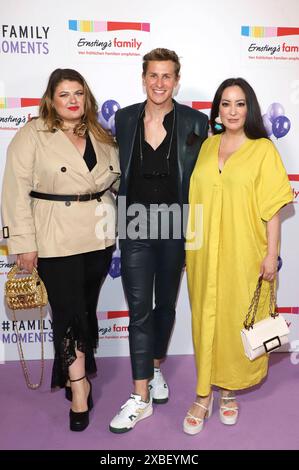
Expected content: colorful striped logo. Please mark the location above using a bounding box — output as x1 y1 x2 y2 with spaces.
241 26 299 38
289 175 299 181
69 20 150 33
99 308 298 318
277 307 299 315
98 311 129 320
184 101 212 110
0 98 40 109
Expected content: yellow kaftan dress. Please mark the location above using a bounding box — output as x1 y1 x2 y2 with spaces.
186 135 293 396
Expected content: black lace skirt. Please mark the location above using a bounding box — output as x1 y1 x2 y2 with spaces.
38 247 113 389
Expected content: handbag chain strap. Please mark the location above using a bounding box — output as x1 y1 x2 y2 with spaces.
12 307 45 389
244 277 278 330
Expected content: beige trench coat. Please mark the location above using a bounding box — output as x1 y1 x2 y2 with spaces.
1 118 120 257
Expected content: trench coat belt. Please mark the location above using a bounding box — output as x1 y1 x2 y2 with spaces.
29 190 107 202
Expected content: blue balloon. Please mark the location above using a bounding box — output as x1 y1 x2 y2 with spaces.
101 100 120 122
97 111 110 130
109 254 121 279
272 115 291 139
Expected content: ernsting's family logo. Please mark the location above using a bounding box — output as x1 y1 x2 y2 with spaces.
288 175 299 204
0 98 40 130
0 24 50 54
241 26 299 63
68 20 150 60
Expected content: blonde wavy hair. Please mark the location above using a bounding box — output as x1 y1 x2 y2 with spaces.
39 68 115 145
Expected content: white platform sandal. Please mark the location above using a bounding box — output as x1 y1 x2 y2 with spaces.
183 393 214 435
219 395 239 425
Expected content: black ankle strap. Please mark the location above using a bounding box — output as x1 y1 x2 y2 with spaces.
69 375 86 383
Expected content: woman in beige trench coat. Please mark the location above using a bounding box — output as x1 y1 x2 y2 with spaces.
1 68 120 432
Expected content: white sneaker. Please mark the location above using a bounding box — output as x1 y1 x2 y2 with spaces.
148 368 169 404
109 394 153 433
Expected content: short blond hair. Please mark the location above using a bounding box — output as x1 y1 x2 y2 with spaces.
142 48 180 77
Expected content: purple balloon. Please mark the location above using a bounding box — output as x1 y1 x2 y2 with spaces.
97 111 110 130
262 114 272 137
108 114 116 136
101 100 120 122
272 115 291 139
267 102 285 123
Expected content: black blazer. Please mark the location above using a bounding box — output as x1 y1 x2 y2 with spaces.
115 100 209 205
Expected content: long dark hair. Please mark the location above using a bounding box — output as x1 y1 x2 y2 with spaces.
39 68 115 145
210 77 268 139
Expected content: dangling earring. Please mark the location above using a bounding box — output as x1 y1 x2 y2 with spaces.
214 115 223 131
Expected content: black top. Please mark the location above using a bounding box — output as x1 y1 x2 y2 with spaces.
116 100 209 205
83 134 97 171
128 109 179 205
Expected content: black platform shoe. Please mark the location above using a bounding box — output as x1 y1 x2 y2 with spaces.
69 376 93 432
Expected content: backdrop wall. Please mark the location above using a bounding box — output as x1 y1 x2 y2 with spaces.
0 0 298 361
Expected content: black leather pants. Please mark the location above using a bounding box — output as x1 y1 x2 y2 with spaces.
121 233 185 380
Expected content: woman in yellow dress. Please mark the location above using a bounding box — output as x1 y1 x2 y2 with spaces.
184 77 293 435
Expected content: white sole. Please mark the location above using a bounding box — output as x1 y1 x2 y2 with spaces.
183 420 204 435
219 410 238 425
183 393 214 435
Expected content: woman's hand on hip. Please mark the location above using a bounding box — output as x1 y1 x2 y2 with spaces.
260 254 277 282
17 252 38 273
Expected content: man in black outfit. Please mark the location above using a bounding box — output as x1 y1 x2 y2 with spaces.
110 48 208 433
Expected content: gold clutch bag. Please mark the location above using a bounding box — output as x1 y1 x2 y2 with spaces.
4 265 48 389
5 265 48 310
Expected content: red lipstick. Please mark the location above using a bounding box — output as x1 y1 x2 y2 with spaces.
68 106 79 111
